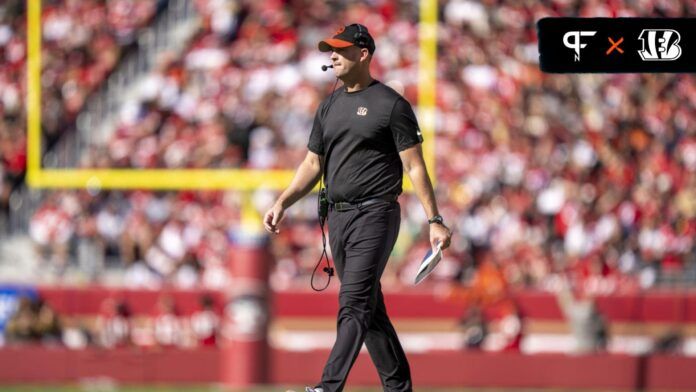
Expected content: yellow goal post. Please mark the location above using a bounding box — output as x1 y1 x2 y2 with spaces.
25 0 436 191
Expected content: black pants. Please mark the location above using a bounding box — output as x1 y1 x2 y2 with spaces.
318 200 412 392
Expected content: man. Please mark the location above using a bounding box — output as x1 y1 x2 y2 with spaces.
264 24 451 392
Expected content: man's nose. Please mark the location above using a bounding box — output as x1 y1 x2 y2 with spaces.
330 52 338 61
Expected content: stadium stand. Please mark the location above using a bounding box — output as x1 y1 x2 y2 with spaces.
11 0 692 293
0 0 160 234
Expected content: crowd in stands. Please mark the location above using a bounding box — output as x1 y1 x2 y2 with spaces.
3 294 220 348
30 189 239 289
0 0 159 230
14 0 696 294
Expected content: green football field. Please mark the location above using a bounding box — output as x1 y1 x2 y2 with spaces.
0 386 558 392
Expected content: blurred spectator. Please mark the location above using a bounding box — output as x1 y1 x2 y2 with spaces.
96 298 132 348
458 304 486 350
4 296 38 344
4 296 63 345
33 298 63 345
556 277 608 353
653 329 683 355
190 294 219 347
152 295 187 347
446 246 510 307
494 302 524 352
61 316 92 349
29 192 74 273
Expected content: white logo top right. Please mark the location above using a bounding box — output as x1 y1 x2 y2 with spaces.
638 29 682 61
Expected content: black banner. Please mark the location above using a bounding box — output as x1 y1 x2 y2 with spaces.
537 18 696 73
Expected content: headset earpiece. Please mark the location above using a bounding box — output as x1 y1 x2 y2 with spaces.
352 24 368 48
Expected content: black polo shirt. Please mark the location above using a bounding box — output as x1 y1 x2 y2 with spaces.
308 80 423 203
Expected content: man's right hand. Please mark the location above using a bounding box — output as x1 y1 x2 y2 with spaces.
263 203 285 234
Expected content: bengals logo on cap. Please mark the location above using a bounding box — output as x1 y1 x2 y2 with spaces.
333 26 345 36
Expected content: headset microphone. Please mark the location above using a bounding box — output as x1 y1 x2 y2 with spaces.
321 64 334 71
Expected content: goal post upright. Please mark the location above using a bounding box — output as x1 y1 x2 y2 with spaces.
25 0 436 193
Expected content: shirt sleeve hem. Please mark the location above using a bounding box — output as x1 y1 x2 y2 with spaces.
307 145 324 155
396 139 422 152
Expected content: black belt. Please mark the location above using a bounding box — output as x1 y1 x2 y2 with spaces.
330 194 397 212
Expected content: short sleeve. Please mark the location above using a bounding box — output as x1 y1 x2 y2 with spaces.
307 107 324 155
390 98 423 152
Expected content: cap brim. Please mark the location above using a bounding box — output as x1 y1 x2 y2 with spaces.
318 38 354 52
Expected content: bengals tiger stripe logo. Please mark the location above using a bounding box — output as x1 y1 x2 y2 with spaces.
638 29 682 61
334 26 345 36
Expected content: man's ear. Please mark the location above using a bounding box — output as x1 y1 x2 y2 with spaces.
360 48 371 62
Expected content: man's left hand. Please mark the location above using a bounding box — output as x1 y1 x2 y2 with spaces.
430 223 452 251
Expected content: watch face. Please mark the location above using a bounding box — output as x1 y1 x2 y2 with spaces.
430 216 443 224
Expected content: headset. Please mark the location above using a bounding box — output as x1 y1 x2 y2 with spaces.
351 23 370 50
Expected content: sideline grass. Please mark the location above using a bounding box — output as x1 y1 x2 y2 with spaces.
0 386 488 392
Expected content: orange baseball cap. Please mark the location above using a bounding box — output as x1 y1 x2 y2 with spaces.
318 24 375 54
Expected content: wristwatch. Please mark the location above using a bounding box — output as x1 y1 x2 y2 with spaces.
428 215 445 225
